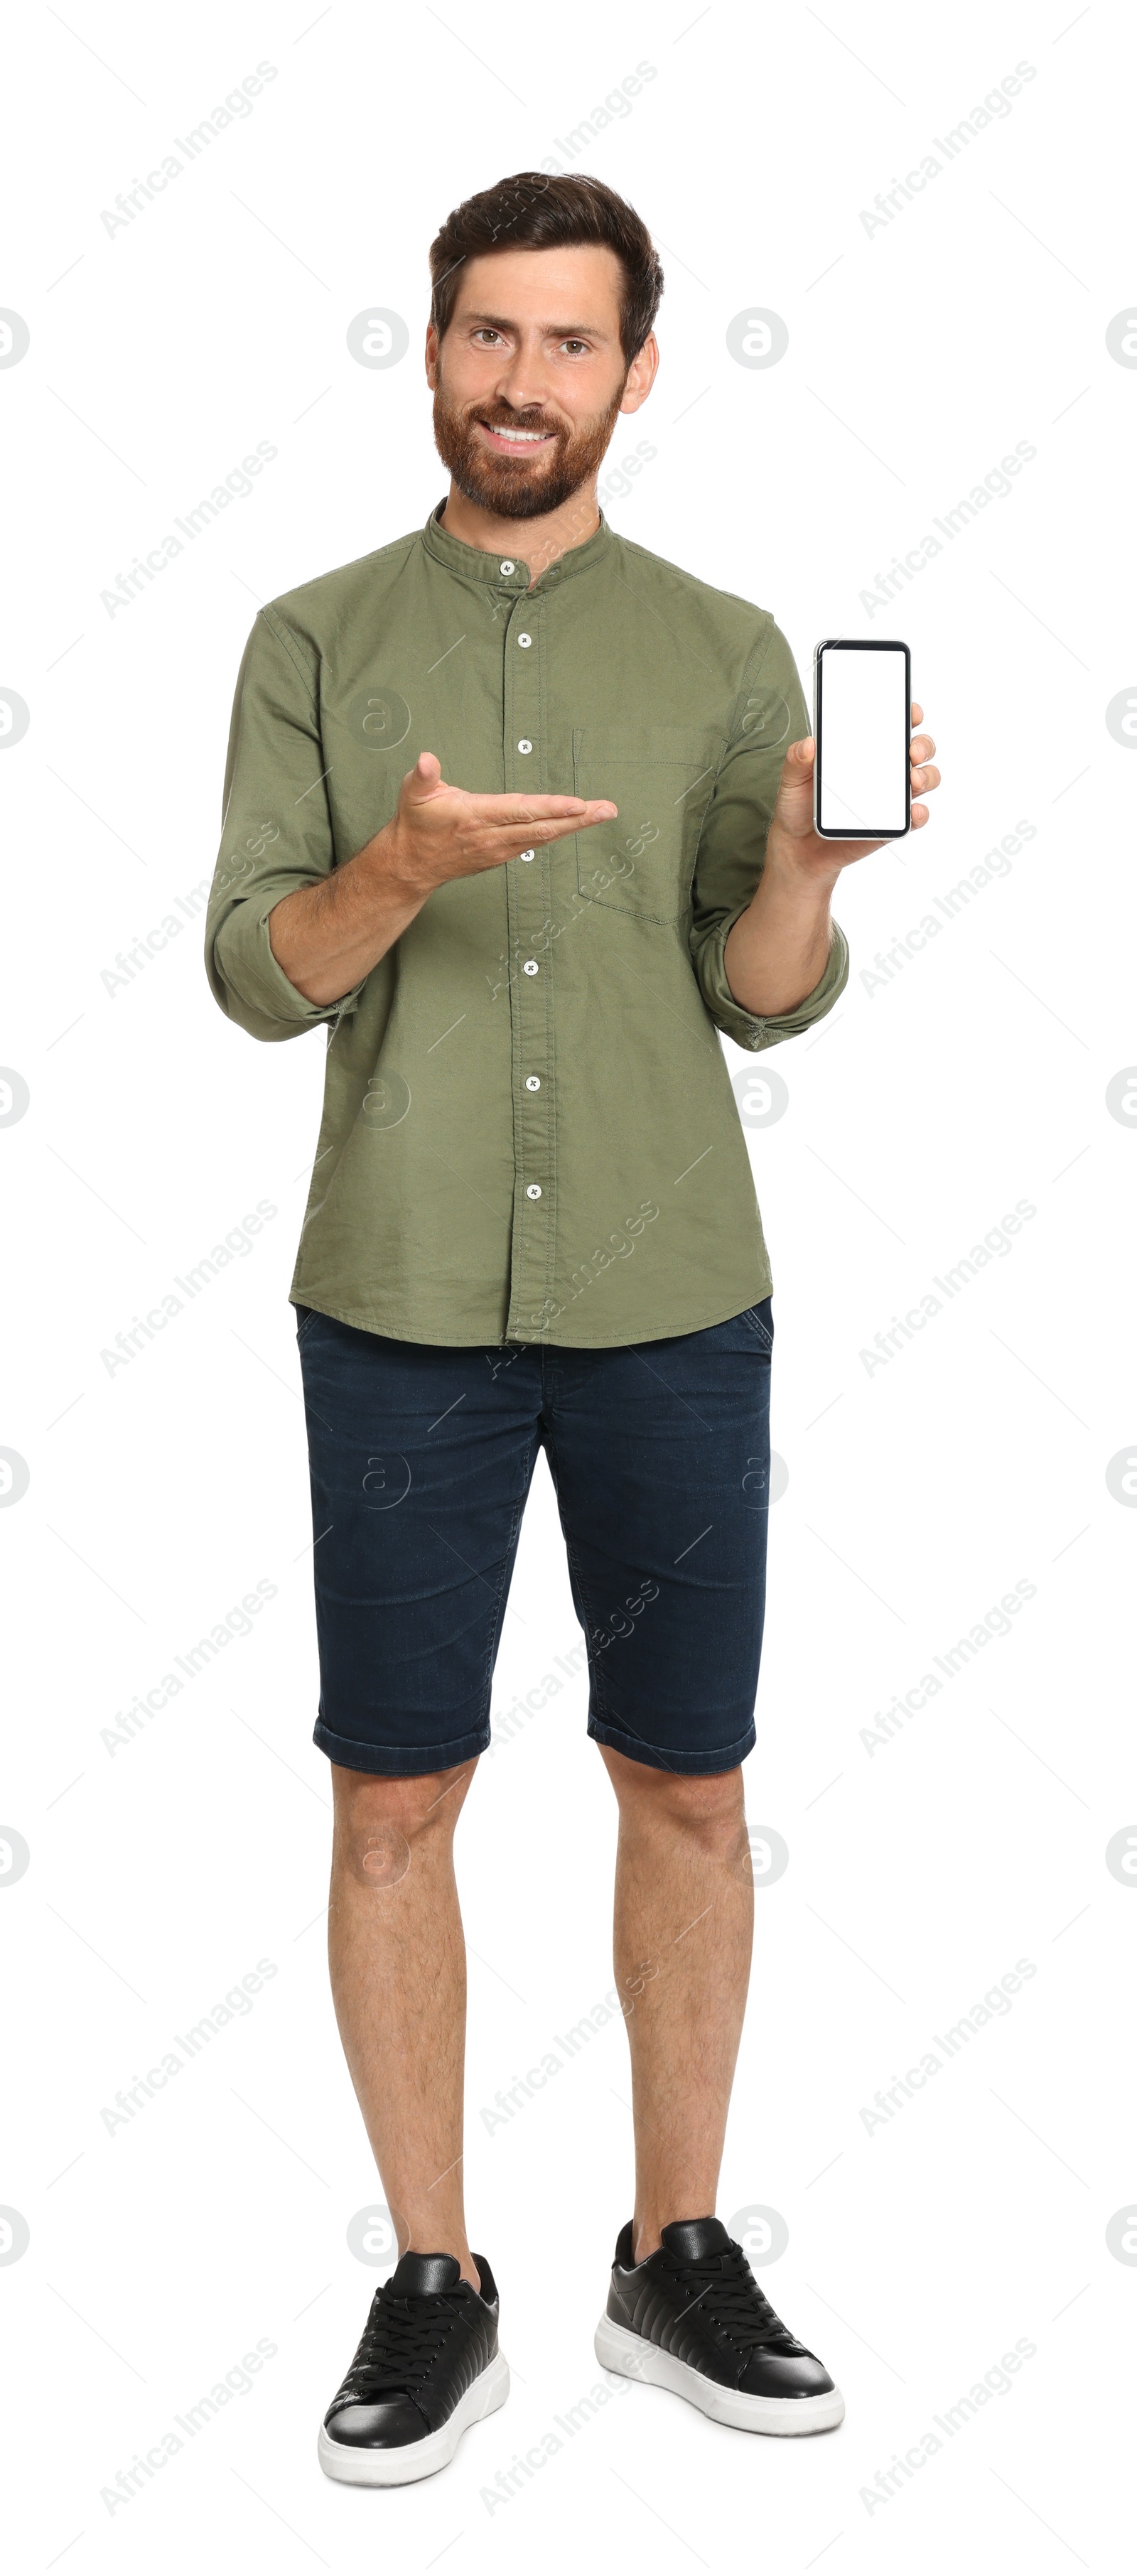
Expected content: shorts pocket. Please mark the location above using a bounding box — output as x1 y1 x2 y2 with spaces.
573 723 723 923
741 1302 774 1352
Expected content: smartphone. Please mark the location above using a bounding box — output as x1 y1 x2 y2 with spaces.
813 638 911 840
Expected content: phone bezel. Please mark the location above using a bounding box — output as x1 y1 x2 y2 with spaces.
812 637 911 841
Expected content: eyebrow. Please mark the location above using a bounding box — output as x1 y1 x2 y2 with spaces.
460 311 612 339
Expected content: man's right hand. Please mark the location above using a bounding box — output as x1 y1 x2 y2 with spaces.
386 750 618 896
267 751 619 1009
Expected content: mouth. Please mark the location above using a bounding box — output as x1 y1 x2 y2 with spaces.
475 419 559 458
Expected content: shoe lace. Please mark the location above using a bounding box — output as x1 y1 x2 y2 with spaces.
341 2285 466 2400
665 2244 800 2353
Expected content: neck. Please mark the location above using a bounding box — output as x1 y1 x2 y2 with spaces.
440 478 600 588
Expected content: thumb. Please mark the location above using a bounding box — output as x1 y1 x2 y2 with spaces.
402 750 444 801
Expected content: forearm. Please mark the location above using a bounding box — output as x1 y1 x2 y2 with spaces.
268 824 428 1006
723 829 839 1017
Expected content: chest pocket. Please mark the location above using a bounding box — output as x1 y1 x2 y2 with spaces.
573 725 723 923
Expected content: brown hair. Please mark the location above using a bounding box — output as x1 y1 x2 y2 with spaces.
429 171 664 366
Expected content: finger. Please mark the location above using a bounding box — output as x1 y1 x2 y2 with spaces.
485 812 609 853
910 733 935 762
911 764 941 792
910 701 924 728
910 804 928 826
468 793 614 825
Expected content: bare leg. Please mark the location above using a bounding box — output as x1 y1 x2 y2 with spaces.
598 1747 753 2263
327 1760 480 2288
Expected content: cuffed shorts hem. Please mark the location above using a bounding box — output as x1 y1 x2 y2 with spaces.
313 1716 490 1777
586 1714 758 1777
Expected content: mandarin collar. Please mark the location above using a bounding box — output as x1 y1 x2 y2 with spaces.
420 496 615 594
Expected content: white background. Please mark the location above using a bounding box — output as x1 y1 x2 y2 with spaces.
2 3 1134 2569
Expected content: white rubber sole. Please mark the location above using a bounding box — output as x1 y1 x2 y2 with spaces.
595 2316 845 2437
318 2348 510 2486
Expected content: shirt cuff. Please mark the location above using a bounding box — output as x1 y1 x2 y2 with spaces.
211 901 366 1040
699 917 849 1052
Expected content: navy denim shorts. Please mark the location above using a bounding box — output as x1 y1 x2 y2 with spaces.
296 1301 774 1779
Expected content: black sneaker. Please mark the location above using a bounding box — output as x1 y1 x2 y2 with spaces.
318 2249 509 2486
596 2217 844 2435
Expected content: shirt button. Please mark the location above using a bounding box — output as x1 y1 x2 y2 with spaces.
519 848 535 862
524 1074 541 1091
523 959 539 976
517 738 533 755
500 559 516 576
526 1184 542 1200
517 632 532 648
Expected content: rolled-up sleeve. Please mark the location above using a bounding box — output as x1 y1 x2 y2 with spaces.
689 613 849 1053
205 607 367 1043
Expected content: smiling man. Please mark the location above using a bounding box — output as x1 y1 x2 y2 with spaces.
206 171 939 2487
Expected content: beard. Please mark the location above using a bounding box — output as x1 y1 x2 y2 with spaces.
432 374 627 520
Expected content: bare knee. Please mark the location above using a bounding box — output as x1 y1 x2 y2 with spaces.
603 1748 747 1864
332 1760 477 1888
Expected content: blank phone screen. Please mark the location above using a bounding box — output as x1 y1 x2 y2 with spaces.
817 643 909 836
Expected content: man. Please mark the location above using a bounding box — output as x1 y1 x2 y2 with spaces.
206 171 939 2487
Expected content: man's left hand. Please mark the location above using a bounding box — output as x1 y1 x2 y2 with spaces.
765 701 940 885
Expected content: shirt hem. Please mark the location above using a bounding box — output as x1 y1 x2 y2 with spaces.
289 1283 773 1349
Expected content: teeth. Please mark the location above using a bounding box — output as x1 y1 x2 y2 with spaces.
486 426 549 441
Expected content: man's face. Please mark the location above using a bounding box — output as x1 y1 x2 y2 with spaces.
427 244 646 519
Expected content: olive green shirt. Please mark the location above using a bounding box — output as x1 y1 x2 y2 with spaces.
205 502 848 1347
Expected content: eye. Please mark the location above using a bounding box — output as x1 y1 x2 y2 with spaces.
562 339 588 355
473 328 505 346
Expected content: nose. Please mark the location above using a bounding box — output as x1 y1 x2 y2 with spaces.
491 346 556 419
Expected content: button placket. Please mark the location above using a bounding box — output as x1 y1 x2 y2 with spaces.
503 592 554 1337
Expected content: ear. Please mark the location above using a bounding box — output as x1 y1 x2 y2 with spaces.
619 331 659 417
425 320 439 388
